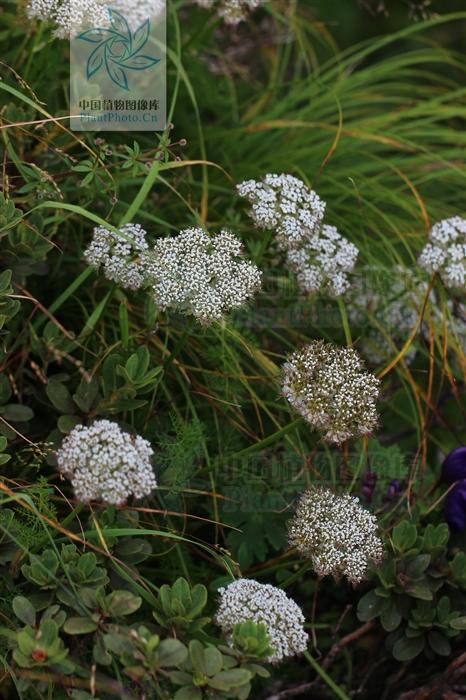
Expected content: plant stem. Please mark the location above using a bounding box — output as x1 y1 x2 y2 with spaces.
303 650 350 700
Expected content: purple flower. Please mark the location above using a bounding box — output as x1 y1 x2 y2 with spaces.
440 448 466 531
386 479 401 501
445 479 466 532
441 447 466 484
362 471 377 503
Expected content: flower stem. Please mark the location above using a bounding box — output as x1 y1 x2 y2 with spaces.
303 650 350 700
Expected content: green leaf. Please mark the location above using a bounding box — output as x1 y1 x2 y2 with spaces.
135 345 150 377
0 269 12 294
172 577 191 607
227 512 286 569
0 375 12 403
39 619 58 647
93 635 112 665
428 631 451 656
63 617 98 635
17 629 36 656
188 640 205 672
436 596 451 624
174 688 202 700
357 590 387 621
103 632 134 655
392 634 425 661
0 404 33 421
57 415 81 433
380 601 402 632
105 591 141 617
451 552 466 583
423 523 449 552
209 669 252 691
13 597 36 626
189 584 208 619
404 583 433 601
450 616 466 630
392 521 417 551
158 639 188 667
102 354 124 394
73 376 99 413
46 380 76 414
203 646 223 676
167 670 192 685
405 554 431 578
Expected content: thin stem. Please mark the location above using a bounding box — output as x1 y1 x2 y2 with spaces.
303 650 350 700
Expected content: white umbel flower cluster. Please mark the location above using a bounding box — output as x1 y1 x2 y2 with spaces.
347 267 424 365
26 0 109 36
196 0 262 25
348 266 466 365
26 0 164 37
145 227 262 324
56 420 157 505
418 216 466 289
84 223 150 291
282 340 381 443
111 0 165 28
238 173 358 297
216 579 308 664
238 173 326 250
289 488 384 584
287 225 359 297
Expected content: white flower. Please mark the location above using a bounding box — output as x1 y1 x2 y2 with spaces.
56 419 157 505
216 579 308 663
282 340 380 443
418 216 466 289
111 0 165 29
26 0 164 36
238 173 358 297
348 266 466 365
347 267 424 365
196 0 262 24
145 227 262 324
237 173 326 250
289 488 383 584
84 223 150 291
287 224 359 297
26 0 110 36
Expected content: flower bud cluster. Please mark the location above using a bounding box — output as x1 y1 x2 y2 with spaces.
144 226 262 324
84 223 261 324
237 173 326 249
348 266 466 364
84 223 150 291
418 216 466 289
26 0 164 36
282 340 380 442
287 225 359 297
237 173 358 297
26 0 109 36
56 419 157 505
216 578 308 663
289 488 384 584
196 0 262 25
